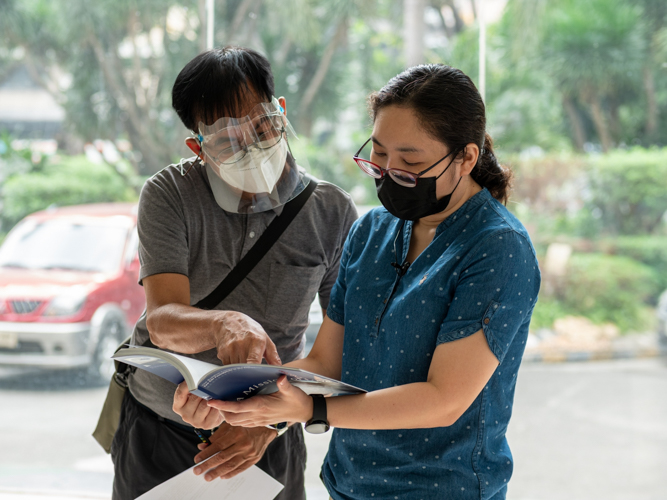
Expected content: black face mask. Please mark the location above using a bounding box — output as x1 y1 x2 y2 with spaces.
375 158 463 221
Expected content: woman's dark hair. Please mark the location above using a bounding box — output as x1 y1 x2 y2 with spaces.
369 64 512 203
172 46 275 131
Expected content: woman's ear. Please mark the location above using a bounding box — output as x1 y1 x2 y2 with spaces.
277 96 286 115
460 143 480 176
185 137 201 156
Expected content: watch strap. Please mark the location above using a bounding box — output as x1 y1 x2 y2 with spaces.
311 394 327 423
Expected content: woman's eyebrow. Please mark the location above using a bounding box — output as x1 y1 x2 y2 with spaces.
371 136 423 153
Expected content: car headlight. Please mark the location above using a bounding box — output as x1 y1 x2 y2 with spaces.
43 290 88 317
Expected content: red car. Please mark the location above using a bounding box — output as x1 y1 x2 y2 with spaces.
0 203 145 379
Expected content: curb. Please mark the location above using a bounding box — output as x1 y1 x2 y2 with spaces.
523 347 664 363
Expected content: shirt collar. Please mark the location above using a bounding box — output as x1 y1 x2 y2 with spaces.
434 187 493 236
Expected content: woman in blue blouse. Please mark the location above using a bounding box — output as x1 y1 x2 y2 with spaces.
178 64 541 499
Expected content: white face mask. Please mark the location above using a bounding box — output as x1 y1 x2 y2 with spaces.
209 138 288 194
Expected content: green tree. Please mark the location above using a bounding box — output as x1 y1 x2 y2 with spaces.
539 0 645 152
1 0 388 175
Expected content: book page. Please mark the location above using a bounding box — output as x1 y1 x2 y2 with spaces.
135 460 283 500
113 348 221 389
157 351 223 386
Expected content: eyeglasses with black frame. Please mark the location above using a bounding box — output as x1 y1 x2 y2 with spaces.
352 137 455 188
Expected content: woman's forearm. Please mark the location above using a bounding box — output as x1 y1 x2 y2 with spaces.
284 315 344 379
325 381 463 430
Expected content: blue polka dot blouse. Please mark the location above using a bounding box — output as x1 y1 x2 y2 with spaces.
323 188 541 500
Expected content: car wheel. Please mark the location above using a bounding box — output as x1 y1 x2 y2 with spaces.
89 317 125 382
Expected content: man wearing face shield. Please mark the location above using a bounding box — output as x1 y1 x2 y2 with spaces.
109 46 358 500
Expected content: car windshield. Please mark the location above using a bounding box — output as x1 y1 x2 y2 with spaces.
0 218 130 273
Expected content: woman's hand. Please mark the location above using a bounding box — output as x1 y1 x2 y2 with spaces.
208 375 313 427
172 381 225 429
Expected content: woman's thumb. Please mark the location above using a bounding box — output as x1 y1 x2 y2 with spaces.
277 374 290 392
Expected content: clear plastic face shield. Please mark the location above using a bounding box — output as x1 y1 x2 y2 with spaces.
187 97 308 214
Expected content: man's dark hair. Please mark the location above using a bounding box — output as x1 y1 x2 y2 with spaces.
172 46 275 131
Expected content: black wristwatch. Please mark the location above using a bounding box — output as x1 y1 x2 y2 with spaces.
305 394 330 434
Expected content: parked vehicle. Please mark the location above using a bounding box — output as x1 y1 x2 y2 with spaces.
657 289 667 355
0 203 145 379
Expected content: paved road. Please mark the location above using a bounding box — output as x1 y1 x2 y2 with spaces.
0 358 665 499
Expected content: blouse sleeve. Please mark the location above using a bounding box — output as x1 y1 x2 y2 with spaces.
436 230 541 363
325 217 363 326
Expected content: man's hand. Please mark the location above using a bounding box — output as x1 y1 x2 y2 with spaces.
144 274 281 366
213 311 281 365
173 382 224 430
192 423 277 481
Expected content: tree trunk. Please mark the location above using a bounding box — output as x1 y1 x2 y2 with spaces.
643 66 659 143
608 95 621 145
562 96 586 152
296 18 348 136
274 38 291 66
586 94 613 153
226 0 259 44
22 51 65 105
198 0 207 52
469 0 478 20
128 9 147 112
444 0 466 34
404 0 426 67
88 33 171 174
436 1 464 38
435 5 453 39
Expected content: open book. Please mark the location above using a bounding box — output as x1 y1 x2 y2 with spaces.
113 346 366 401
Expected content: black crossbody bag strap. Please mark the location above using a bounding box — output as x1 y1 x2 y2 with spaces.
194 176 318 310
97 179 318 453
118 176 317 376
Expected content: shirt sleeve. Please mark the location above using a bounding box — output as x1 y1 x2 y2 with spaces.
137 172 189 284
317 197 358 311
325 216 362 325
436 230 541 363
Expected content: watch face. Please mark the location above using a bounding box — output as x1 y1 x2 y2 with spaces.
305 421 330 434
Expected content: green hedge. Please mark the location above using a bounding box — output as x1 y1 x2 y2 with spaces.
546 253 659 332
529 298 570 331
586 148 667 235
2 155 136 230
597 236 667 297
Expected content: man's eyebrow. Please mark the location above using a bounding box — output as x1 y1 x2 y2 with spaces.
371 136 423 153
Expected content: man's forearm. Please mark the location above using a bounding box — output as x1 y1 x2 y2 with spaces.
146 303 222 353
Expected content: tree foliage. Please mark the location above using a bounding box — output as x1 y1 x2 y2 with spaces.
0 0 665 174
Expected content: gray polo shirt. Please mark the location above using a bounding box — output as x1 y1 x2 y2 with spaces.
128 160 357 423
